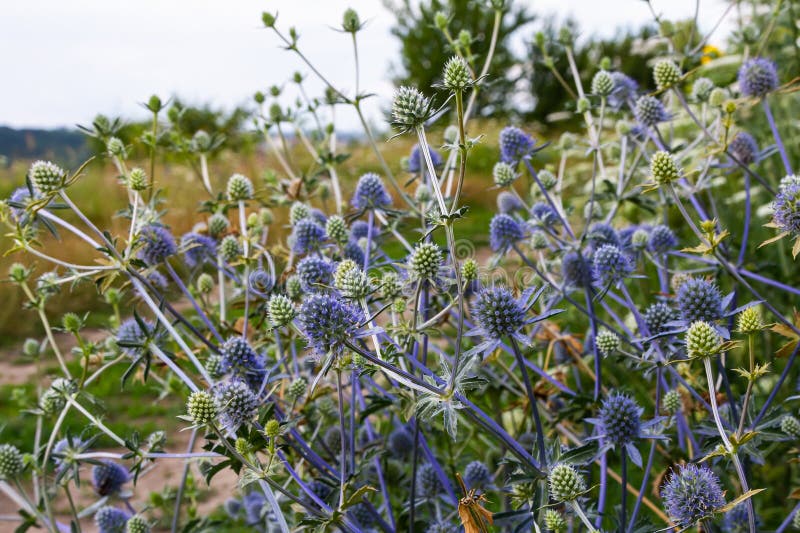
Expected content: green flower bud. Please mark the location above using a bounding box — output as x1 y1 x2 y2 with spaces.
631 229 649 249
125 515 151 533
531 232 548 249
0 444 24 480
265 419 281 438
663 389 682 414
22 339 40 357
186 390 217 425
107 137 127 158
653 59 682 90
29 160 66 194
342 8 360 33
392 86 430 129
197 273 214 294
261 12 276 27
461 258 478 282
493 162 518 187
443 55 472 90
650 151 680 184
548 463 585 502
781 415 800 438
685 320 721 358
458 30 471 49
595 329 619 356
268 294 296 327
288 377 307 401
434 11 448 30
392 299 407 313
708 88 726 107
544 509 567 532
326 215 348 245
576 97 590 113
289 202 310 225
226 174 253 201
146 95 163 113
208 213 230 238
219 235 241 263
128 168 147 192
62 313 82 333
538 169 557 189
692 78 714 102
591 70 614 97
285 275 302 300
736 307 762 334
408 242 443 281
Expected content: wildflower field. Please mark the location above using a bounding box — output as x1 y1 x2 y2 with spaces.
1 1 799 532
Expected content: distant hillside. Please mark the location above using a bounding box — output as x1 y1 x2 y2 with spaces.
0 126 88 166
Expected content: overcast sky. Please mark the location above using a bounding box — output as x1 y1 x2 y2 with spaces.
0 0 733 131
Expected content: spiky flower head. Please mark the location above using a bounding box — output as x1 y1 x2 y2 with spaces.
0 444 24 480
213 378 259 431
781 415 800 438
407 144 443 175
598 391 642 446
592 244 633 285
493 162 518 187
677 278 723 323
653 59 682 90
208 213 229 237
180 232 217 268
738 57 778 98
285 275 302 300
544 509 567 532
92 461 129 495
116 318 159 357
226 173 253 201
334 260 370 300
462 258 478 282
291 218 327 254
128 168 147 191
490 213 525 252
663 389 683 414
392 86 430 129
661 463 725 527
379 271 402 299
287 377 307 401
267 294 296 327
596 329 620 356
325 215 348 244
548 463 586 502
352 172 392 210
408 242 443 281
138 225 177 265
40 386 66 415
289 202 310 225
125 515 151 533
186 390 217 425
29 160 66 194
635 95 668 126
685 321 721 358
499 126 535 164
591 70 614 97
463 460 491 488
648 225 678 253
736 307 762 334
692 77 715 102
297 293 362 356
416 463 442 498
609 72 639 106
296 256 334 292
443 55 472 90
220 336 261 375
218 235 241 262
497 191 523 214
472 286 526 340
95 506 130 533
341 7 361 32
562 252 592 288
650 151 680 184
773 176 800 235
729 132 759 166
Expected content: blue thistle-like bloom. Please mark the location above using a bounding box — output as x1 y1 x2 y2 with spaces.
343 240 365 266
310 208 327 226
596 392 642 447
350 220 378 240
297 293 363 356
94 506 130 533
291 218 327 254
416 463 442 499
51 437 87 471
471 286 526 341
661 463 725 527
407 144 443 174
138 225 177 265
220 337 261 375
388 428 414 457
648 225 678 254
248 268 274 297
738 57 778 98
562 252 592 288
243 491 266 525
635 95 669 127
180 232 216 268
8 187 40 225
644 301 677 335
592 244 633 285
463 460 492 488
351 173 392 210
145 270 168 289
587 223 620 249
296 256 334 292
91 460 129 496
489 213 526 252
676 278 723 323
497 191 525 213
499 126 535 164
609 72 638 107
116 318 159 357
728 132 759 166
530 202 558 226
213 377 259 431
773 178 800 235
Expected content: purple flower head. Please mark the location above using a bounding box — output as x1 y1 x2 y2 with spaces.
146 270 168 289
648 225 678 254
343 240 365 266
644 301 677 335
310 208 327 226
296 255 334 292
635 95 669 127
676 278 723 323
116 318 161 357
738 57 778 98
350 220 378 240
661 463 725 527
220 336 263 376
138 224 177 265
587 223 620 249
497 191 525 213
597 391 642 447
489 213 526 252
8 187 41 225
213 377 260 431
291 218 327 254
773 177 800 235
723 504 758 533
416 463 443 499
350 503 376 528
351 172 392 210
94 506 131 533
243 491 267 525
248 268 274 297
592 244 633 285
471 286 526 341
499 126 535 164
728 132 759 166
609 72 638 107
180 232 216 268
408 143 443 174
297 293 363 356
388 427 414 457
52 437 87 471
463 460 492 489
562 252 592 288
91 460 129 496
530 202 558 227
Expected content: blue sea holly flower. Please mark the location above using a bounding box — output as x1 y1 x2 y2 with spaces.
723 504 759 533
661 463 726 527
351 172 392 211
291 218 327 254
592 244 633 286
586 222 620 249
561 251 593 288
738 57 778 98
463 460 492 489
247 268 274 297
297 293 366 357
343 240 365 266
220 336 264 378
728 131 759 166
499 126 535 165
94 506 131 533
586 391 660 467
489 213 526 252
350 220 379 240
180 232 217 268
609 71 638 108
497 191 525 213
296 255 334 293
676 277 723 323
407 143 443 174
116 317 162 357
92 460 130 496
137 224 177 265
773 176 800 235
213 377 260 431
647 225 678 254
635 95 669 127
529 202 558 227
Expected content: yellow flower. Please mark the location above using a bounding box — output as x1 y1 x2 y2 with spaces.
701 44 722 65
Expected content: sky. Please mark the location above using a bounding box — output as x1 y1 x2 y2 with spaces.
0 0 733 131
